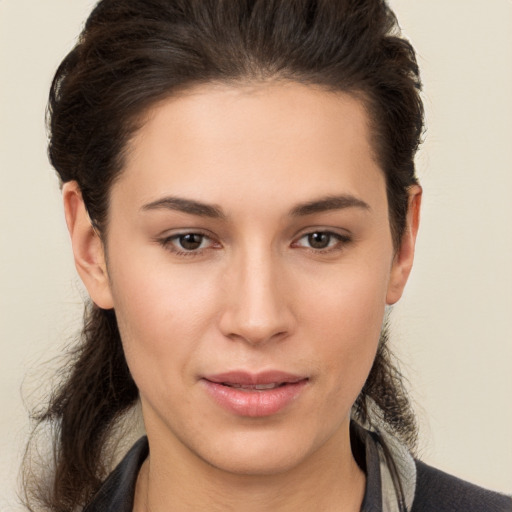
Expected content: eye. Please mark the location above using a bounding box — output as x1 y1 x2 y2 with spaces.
176 233 206 251
159 232 219 255
293 231 350 252
306 232 333 249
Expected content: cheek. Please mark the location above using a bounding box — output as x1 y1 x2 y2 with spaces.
298 259 390 397
301 254 390 337
107 252 222 388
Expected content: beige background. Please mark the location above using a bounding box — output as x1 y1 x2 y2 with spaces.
1 0 511 509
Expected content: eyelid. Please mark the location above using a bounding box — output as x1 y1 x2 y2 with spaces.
291 228 352 252
156 229 221 256
155 227 351 256
292 226 352 241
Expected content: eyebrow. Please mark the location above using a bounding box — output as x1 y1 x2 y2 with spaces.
289 195 371 216
141 196 226 219
141 193 370 219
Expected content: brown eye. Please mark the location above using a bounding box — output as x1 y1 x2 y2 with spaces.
159 231 220 256
293 230 350 253
178 233 204 250
307 232 332 249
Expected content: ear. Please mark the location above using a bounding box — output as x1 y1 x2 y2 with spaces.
63 181 114 309
386 185 422 305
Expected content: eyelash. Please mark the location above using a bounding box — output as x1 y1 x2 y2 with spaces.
158 232 219 257
157 230 351 257
292 231 351 254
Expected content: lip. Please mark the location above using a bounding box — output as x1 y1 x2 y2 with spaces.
201 371 309 417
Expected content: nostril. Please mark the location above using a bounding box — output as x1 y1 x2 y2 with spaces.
217 272 295 344
224 328 290 346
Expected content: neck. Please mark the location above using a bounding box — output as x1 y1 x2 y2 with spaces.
134 425 366 512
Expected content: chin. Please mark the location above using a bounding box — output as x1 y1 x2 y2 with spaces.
191 428 323 477
208 448 309 477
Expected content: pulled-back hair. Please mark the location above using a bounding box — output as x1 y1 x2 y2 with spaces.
23 1 423 510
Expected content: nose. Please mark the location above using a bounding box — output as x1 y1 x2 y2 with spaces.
218 249 295 346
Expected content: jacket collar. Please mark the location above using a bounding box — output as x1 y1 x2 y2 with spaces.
84 422 404 511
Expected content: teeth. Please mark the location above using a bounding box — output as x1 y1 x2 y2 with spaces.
253 383 279 390
225 383 281 390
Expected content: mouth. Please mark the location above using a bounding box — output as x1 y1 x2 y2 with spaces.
201 371 309 417
203 370 307 385
219 382 290 390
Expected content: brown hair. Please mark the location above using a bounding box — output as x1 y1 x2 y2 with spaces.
24 1 423 510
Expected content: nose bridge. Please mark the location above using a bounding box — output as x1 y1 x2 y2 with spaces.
220 242 292 344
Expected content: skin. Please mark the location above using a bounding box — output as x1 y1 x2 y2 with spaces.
64 82 421 511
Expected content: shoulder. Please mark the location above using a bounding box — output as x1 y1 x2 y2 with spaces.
411 459 512 512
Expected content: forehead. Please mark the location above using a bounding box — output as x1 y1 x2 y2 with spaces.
115 81 386 215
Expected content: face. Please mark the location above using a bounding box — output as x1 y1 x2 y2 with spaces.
66 82 419 477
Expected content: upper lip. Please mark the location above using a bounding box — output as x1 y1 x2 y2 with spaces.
203 370 307 386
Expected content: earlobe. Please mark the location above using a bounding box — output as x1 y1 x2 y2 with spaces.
62 181 114 309
386 185 422 305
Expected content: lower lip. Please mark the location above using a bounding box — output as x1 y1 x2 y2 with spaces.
202 380 308 417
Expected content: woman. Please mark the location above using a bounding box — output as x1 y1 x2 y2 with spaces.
21 1 511 511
